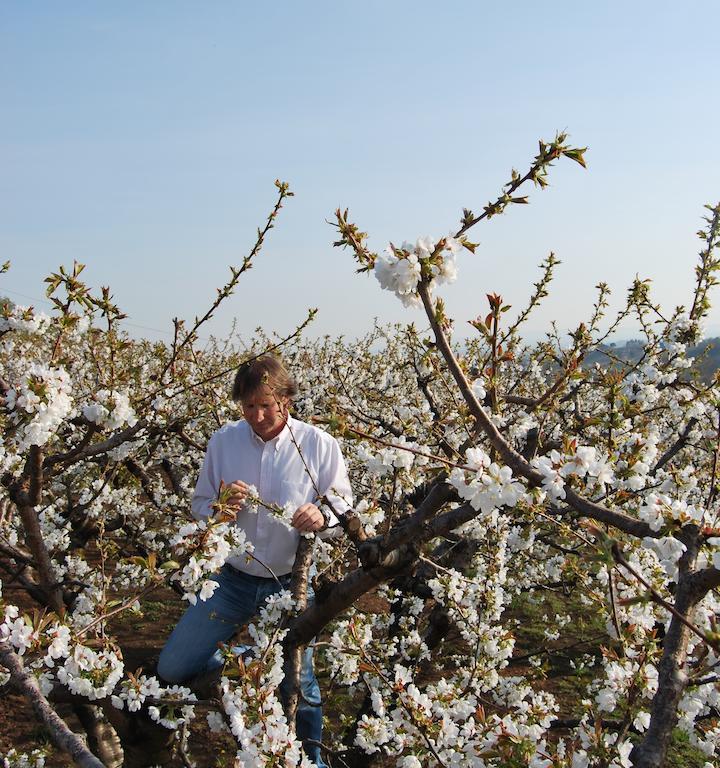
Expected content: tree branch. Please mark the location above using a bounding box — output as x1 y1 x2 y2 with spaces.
282 536 314 725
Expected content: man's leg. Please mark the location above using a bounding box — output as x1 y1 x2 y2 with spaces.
157 566 257 683
295 644 326 768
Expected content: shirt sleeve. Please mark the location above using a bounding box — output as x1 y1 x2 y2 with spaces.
317 435 353 539
191 437 220 521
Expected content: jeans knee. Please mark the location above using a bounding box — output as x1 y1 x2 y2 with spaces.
300 674 321 707
157 647 185 684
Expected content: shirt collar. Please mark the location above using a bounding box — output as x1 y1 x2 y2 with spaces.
248 416 294 451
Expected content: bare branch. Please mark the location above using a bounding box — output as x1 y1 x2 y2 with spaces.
44 419 146 470
651 418 698 476
282 537 314 725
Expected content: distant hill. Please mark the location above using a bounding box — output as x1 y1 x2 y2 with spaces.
584 338 720 383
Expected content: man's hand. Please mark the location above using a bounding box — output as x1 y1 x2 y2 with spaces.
292 503 326 534
219 479 252 509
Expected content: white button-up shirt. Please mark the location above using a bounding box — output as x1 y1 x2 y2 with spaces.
192 416 352 577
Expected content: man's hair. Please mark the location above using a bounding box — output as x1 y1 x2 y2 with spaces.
231 354 298 402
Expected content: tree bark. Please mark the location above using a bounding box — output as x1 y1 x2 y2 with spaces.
12 446 65 616
282 536 314 724
630 527 702 768
72 704 124 768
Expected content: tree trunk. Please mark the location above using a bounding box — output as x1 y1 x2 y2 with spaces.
630 527 701 767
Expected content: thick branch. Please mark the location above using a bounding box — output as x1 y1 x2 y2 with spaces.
630 527 703 768
44 420 146 470
651 418 698 476
562 490 655 539
0 552 64 608
124 458 162 510
160 458 185 496
11 447 65 615
688 564 720 596
357 481 457 568
285 564 396 650
286 483 456 647
282 537 314 724
505 372 568 412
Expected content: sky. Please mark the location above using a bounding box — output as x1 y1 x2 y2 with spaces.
1 1 719 345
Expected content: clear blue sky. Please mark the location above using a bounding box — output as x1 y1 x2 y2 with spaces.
2 1 719 344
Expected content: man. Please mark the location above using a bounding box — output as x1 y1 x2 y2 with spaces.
158 355 352 767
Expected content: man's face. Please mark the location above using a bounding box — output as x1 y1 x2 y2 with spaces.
241 385 288 441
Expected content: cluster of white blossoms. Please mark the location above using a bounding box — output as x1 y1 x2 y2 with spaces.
594 658 658 714
354 498 386 536
449 447 526 516
531 449 567 501
357 437 429 478
111 672 162 712
1 606 37 655
642 535 688 581
219 670 312 767
569 726 635 768
677 683 720 757
556 444 616 495
170 519 252 604
267 501 299 532
614 427 660 492
41 623 72 667
38 504 72 556
329 616 372 685
4 364 74 450
623 368 667 407
348 652 563 765
2 595 198 730
530 443 617 501
0 304 51 335
638 492 702 533
374 235 460 307
146 684 197 729
667 312 705 345
470 377 487 403
81 388 137 430
246 588 295 657
242 485 316 538
429 567 514 671
1 749 46 768
55 644 125 700
1 608 74 678
329 562 568 765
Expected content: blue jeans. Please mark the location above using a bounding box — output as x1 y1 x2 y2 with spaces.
158 565 326 767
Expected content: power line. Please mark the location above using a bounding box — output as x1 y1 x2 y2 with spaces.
1 287 52 306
